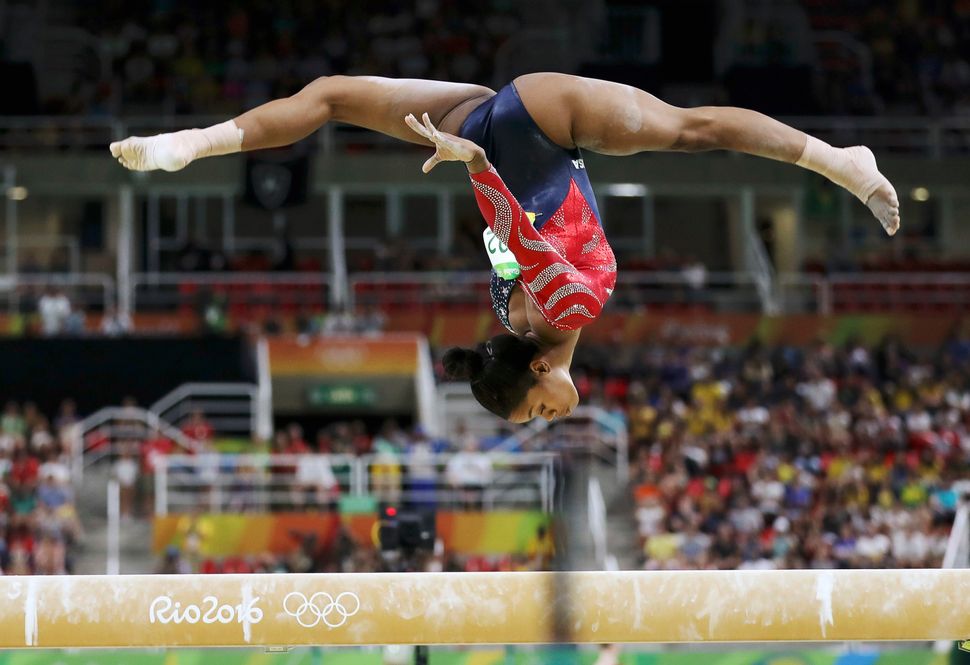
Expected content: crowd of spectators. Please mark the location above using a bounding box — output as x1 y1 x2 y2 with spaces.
568 333 970 570
84 0 970 118
820 0 970 116
9 331 970 578
0 400 83 574
61 0 523 117
5 0 966 118
717 0 970 116
149 333 970 577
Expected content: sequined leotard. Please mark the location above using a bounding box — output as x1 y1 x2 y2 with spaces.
459 82 616 332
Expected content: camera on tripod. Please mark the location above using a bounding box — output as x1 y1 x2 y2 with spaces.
378 504 436 570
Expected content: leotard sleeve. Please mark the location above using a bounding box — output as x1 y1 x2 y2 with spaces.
469 166 611 331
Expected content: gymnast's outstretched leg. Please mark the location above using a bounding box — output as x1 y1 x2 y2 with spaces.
513 72 900 235
110 76 495 171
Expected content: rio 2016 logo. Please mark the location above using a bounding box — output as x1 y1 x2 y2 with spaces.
149 595 263 625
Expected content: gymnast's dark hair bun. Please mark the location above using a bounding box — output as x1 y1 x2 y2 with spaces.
441 335 543 420
442 347 485 380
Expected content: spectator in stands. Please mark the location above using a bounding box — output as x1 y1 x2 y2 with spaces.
357 306 387 335
181 409 214 443
33 506 68 574
285 423 311 454
445 436 493 509
157 546 192 574
54 399 79 443
292 444 339 508
525 524 555 570
9 440 39 495
112 442 140 520
37 287 72 336
141 427 174 514
30 418 55 454
1 402 25 438
320 306 358 336
370 422 403 503
681 256 708 302
404 427 439 510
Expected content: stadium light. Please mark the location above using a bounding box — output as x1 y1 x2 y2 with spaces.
5 186 27 201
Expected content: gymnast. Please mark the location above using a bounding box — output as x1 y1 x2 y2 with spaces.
109 73 899 423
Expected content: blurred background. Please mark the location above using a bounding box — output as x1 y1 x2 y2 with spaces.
1 0 969 663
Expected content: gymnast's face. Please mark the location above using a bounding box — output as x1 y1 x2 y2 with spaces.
510 360 579 424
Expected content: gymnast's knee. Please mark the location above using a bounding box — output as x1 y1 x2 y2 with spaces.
292 76 346 121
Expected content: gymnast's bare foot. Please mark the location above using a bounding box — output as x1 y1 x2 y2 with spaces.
109 133 193 172
844 145 900 236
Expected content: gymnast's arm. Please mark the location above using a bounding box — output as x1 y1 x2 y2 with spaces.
467 166 607 331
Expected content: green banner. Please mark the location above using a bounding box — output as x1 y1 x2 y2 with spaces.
307 383 378 407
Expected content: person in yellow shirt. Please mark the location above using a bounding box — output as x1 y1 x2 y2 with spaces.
644 531 683 565
900 479 928 507
526 524 556 569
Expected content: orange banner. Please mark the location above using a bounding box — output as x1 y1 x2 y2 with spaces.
268 334 422 376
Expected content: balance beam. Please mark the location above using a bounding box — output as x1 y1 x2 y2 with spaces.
0 570 967 648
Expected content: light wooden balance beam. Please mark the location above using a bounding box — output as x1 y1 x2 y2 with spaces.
0 570 967 648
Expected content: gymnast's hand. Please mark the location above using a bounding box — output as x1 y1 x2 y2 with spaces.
405 113 489 174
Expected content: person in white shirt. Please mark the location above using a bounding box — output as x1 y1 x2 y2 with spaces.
855 523 891 563
728 495 764 534
636 495 666 539
293 452 338 507
113 444 140 519
796 365 836 412
37 288 72 336
445 437 493 509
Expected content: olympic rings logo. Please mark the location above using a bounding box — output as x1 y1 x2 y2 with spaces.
282 591 361 629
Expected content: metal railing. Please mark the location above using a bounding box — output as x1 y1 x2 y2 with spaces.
129 271 333 313
351 270 766 313
74 381 272 481
1 115 970 156
779 272 970 315
786 115 970 158
0 272 115 313
153 451 558 515
349 271 490 309
72 405 200 482
616 270 766 312
7 269 970 320
149 382 261 441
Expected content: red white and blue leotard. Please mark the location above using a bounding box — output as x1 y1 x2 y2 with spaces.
459 82 617 332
